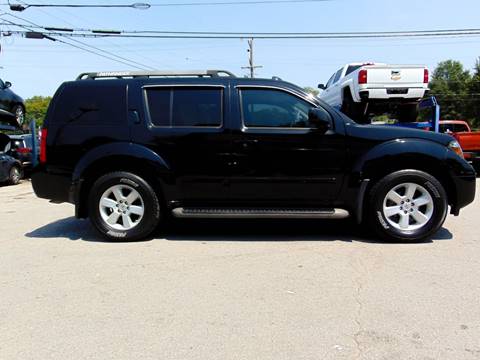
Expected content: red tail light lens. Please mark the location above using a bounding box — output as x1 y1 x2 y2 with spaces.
17 147 32 154
40 128 48 164
424 69 429 83
358 69 368 84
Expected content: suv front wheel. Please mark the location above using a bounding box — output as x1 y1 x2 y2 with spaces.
88 172 161 241
367 170 448 242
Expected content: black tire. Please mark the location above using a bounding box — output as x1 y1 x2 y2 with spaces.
366 170 448 242
341 90 368 123
88 171 161 241
8 165 22 185
396 103 418 123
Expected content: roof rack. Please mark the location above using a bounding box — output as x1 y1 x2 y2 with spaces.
76 70 236 80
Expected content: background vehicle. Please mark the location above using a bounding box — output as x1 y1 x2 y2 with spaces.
7 134 36 173
0 78 25 126
439 120 480 167
32 70 476 243
319 63 429 123
0 133 23 185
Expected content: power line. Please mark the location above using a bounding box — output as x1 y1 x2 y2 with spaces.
6 2 151 11
0 14 156 69
1 0 332 9
4 21 480 38
11 0 167 68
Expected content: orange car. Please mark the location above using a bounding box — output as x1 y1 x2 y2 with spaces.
439 120 480 164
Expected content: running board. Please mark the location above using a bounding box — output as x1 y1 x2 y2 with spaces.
172 207 350 219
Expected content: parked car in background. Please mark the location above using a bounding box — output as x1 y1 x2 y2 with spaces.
0 133 23 185
31 70 476 243
8 134 36 173
0 78 25 126
439 120 480 167
319 63 429 123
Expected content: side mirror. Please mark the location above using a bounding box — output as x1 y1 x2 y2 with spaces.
4 81 12 89
308 108 332 132
318 83 326 90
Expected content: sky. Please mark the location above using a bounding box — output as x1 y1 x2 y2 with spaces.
0 0 479 98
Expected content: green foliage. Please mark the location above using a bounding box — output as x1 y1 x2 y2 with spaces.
303 86 320 97
429 60 473 124
24 96 52 127
469 58 480 129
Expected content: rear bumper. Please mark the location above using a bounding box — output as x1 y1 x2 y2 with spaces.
31 167 72 204
358 87 426 101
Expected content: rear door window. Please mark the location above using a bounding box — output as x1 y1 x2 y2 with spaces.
146 87 223 127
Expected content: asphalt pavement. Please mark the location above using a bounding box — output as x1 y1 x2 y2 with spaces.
1 180 479 360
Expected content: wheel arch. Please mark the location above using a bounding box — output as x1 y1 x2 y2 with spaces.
72 143 171 218
351 140 457 222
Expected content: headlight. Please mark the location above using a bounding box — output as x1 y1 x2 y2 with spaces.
448 140 464 158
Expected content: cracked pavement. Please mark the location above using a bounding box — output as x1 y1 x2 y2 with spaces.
1 180 480 360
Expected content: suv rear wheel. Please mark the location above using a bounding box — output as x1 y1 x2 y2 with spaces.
88 172 161 241
367 170 448 242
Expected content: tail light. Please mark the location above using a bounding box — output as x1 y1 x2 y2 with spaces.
17 147 32 154
358 69 368 84
40 128 48 164
424 69 429 83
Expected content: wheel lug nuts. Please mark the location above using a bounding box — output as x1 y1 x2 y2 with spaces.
404 211 408 214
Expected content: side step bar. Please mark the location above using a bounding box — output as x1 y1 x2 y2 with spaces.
172 207 350 219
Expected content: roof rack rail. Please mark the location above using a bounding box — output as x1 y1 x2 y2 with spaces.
76 70 236 80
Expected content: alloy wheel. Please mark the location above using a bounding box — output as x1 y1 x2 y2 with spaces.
99 184 145 231
382 182 434 231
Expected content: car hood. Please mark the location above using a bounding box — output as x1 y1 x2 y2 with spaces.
346 123 454 146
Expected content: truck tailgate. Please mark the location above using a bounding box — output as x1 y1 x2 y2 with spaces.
365 65 426 86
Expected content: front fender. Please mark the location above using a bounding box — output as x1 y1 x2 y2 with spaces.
353 138 449 179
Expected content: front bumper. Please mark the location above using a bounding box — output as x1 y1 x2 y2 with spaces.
446 152 477 215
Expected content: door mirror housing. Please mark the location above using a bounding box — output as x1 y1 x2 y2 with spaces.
308 108 332 132
318 83 326 90
4 81 12 89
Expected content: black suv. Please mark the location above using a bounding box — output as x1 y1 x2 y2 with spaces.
32 70 476 242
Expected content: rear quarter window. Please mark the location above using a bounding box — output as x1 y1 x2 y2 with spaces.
51 82 127 125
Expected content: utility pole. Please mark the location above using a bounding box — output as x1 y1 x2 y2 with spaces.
242 38 262 78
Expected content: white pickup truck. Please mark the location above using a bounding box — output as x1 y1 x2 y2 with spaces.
319 63 429 123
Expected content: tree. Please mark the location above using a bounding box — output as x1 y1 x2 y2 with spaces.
469 58 480 128
429 60 472 122
303 86 320 97
24 96 52 127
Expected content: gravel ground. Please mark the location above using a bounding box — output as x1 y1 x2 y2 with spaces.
1 180 479 360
